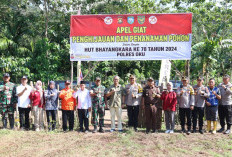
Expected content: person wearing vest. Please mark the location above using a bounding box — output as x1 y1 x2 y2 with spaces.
205 78 221 134
192 76 210 134
59 80 76 132
218 74 232 134
177 76 195 135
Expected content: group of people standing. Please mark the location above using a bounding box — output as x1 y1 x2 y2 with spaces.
0 73 231 135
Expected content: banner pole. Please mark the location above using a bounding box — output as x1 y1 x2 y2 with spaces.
77 60 81 85
71 61 73 89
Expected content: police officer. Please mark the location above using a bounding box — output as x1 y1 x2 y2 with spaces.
142 78 161 134
192 76 209 134
177 76 195 135
218 74 232 134
90 77 106 133
0 73 17 129
125 75 142 132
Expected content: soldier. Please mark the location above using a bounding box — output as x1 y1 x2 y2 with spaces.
141 78 161 134
106 76 125 133
177 76 194 135
0 73 17 129
125 75 142 132
192 76 210 134
218 74 232 134
90 77 106 133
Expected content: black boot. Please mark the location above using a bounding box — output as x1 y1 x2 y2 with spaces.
93 125 97 133
99 119 104 133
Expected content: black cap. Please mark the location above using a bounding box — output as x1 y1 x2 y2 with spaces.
65 80 71 84
22 76 28 79
197 76 204 81
80 81 88 85
223 74 230 78
95 77 101 81
181 76 188 81
3 73 10 77
147 77 154 82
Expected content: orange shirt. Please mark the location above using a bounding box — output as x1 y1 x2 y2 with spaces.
59 87 76 110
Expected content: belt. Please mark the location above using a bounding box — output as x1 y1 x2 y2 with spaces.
145 103 155 106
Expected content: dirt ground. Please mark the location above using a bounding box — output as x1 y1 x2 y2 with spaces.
0 109 231 157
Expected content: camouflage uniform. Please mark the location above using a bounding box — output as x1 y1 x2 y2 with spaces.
0 82 17 129
91 85 106 128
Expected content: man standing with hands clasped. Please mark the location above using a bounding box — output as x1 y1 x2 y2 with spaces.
106 76 125 133
73 81 92 133
218 74 232 134
16 76 32 130
0 73 17 130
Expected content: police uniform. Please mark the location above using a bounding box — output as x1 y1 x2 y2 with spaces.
218 75 232 133
142 81 161 133
0 73 17 129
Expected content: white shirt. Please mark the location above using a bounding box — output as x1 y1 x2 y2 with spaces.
17 84 32 108
73 88 92 109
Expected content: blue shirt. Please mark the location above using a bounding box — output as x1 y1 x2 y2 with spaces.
206 87 221 106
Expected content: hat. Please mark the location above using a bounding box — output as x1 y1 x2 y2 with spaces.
95 77 101 81
22 76 28 79
3 73 10 77
65 80 71 84
223 74 230 78
181 76 188 81
80 81 88 84
49 81 55 85
147 77 154 82
197 76 204 81
129 75 135 79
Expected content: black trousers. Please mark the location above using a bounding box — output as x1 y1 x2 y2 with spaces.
218 105 232 129
192 106 204 130
78 109 89 131
18 107 31 129
62 110 74 131
46 110 57 130
179 108 192 131
127 105 140 129
2 113 14 129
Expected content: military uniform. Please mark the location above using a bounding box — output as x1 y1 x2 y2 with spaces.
91 85 106 129
142 85 161 132
0 81 17 129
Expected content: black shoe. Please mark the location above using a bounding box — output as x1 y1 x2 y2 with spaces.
192 130 196 133
181 129 186 133
134 128 138 132
146 129 150 134
199 130 204 134
186 130 191 135
217 128 225 133
78 129 84 133
99 127 105 133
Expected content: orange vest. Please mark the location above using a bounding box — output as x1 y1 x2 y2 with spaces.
59 88 76 110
